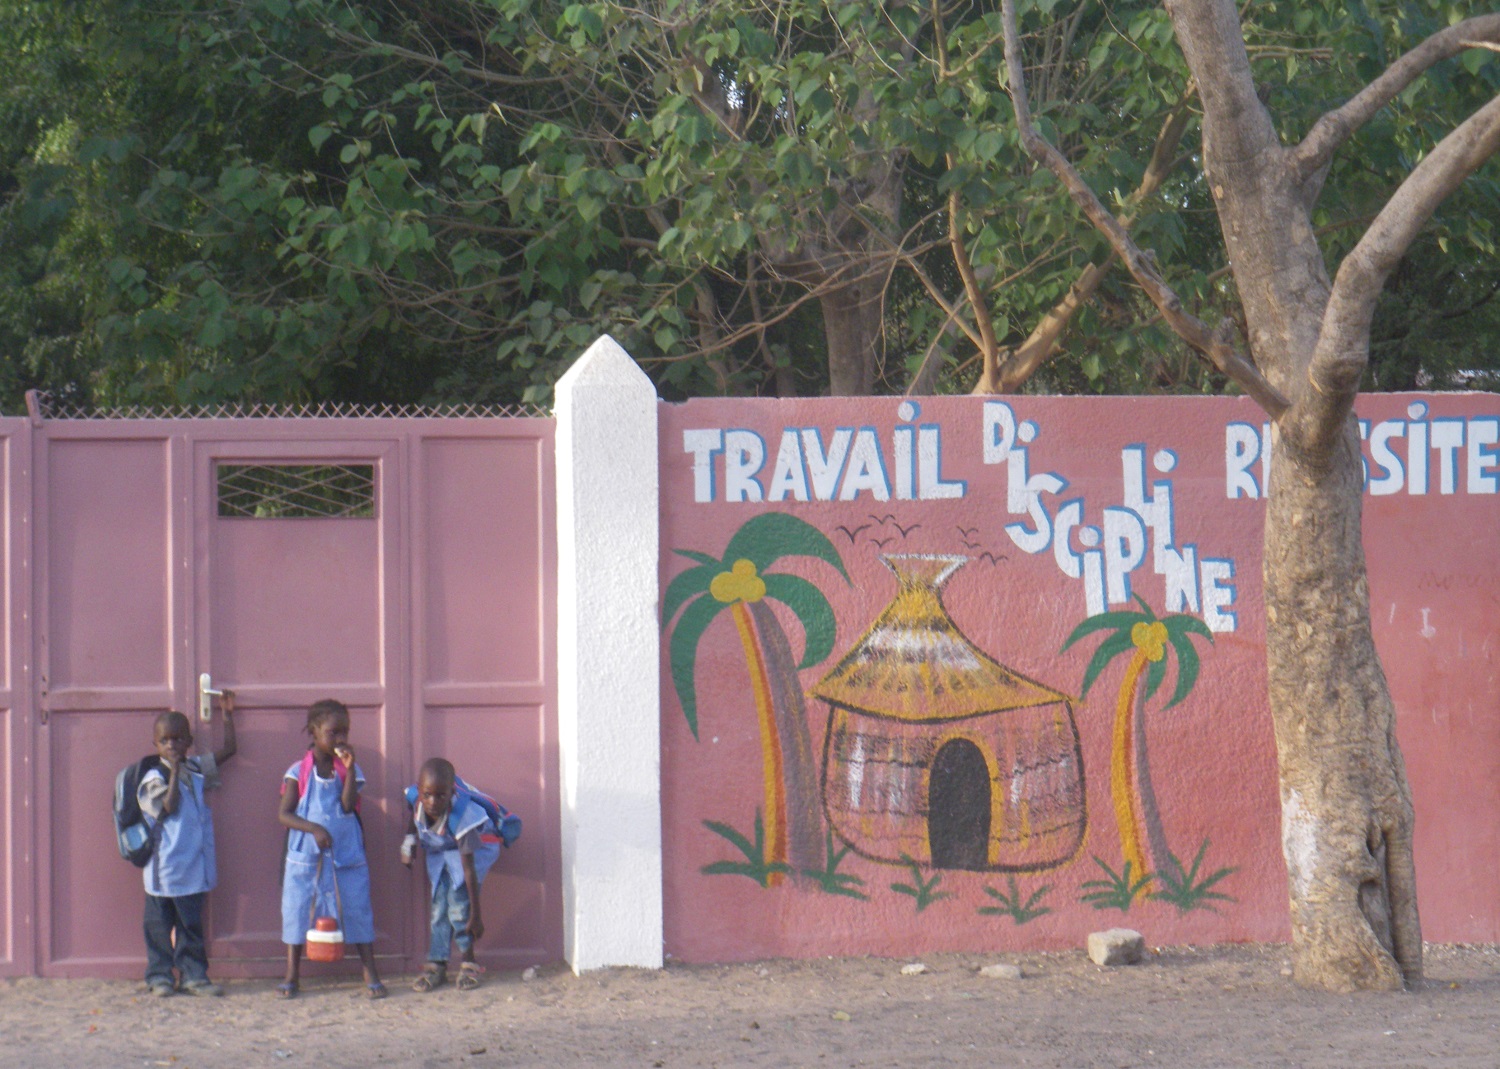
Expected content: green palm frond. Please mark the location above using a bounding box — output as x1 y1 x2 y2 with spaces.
1067 601 1214 705
761 572 838 668
664 513 849 739
661 562 718 630
1062 608 1150 652
1161 614 1212 706
1163 629 1205 707
1078 629 1135 698
1143 653 1168 702
669 595 728 739
1166 614 1212 641
722 513 850 583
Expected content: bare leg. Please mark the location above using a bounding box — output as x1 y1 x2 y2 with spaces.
356 943 385 998
278 945 302 997
456 938 483 991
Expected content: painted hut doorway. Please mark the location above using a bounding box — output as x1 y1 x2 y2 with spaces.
928 738 991 870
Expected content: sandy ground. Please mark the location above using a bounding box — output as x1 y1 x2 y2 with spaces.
4 943 1500 1069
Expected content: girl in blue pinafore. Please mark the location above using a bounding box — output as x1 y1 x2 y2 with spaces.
276 699 385 999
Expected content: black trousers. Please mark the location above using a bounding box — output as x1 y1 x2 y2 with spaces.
143 891 209 985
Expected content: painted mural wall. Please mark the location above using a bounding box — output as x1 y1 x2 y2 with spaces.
658 393 1500 962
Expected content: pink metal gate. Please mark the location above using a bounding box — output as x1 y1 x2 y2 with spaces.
0 404 558 979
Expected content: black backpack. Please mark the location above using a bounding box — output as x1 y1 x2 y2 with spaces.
114 755 162 867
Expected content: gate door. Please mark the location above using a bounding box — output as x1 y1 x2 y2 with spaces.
34 416 558 979
196 437 407 969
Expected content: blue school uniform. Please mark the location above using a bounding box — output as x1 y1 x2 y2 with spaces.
413 798 501 896
138 754 221 986
140 755 220 897
412 793 500 962
280 758 376 945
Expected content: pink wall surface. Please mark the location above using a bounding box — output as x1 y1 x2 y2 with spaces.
659 393 1499 962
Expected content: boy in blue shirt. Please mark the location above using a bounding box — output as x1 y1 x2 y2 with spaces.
402 758 499 992
138 696 237 996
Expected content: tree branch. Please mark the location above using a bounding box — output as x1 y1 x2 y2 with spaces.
999 0 1290 417
989 96 1195 391
931 0 1001 380
1299 92 1500 452
1165 0 1280 169
1293 15 1500 187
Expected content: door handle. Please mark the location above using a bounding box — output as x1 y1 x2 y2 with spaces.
198 672 224 722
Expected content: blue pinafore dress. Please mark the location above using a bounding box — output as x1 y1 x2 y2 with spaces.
280 759 376 945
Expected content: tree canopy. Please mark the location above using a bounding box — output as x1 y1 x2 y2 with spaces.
0 0 1495 411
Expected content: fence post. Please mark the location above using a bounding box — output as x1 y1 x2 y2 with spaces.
554 336 663 971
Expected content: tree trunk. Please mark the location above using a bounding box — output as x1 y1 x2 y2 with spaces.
1162 0 1424 989
1263 424 1421 992
820 280 883 395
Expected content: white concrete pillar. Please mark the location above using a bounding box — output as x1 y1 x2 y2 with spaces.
554 335 663 971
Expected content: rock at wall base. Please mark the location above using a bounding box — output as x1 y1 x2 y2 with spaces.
1087 929 1145 966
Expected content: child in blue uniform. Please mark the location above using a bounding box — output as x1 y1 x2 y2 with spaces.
138 697 237 997
402 758 499 992
276 699 385 999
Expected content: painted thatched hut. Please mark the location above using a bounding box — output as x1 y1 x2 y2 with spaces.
810 554 1085 872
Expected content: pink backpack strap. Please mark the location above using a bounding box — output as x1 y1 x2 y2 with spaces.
295 750 316 801
280 751 313 801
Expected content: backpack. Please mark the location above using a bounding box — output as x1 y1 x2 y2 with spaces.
114 755 163 867
404 775 521 848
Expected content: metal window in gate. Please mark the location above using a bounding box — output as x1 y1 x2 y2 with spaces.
216 463 377 519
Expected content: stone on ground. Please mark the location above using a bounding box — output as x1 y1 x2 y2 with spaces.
1087 929 1145 966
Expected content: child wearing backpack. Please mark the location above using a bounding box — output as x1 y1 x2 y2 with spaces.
402 757 510 992
276 698 385 999
134 696 237 997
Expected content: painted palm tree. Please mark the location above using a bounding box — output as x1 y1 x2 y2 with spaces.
663 513 849 883
1062 595 1212 886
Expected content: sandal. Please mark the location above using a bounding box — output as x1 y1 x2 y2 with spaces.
411 964 446 993
275 980 299 999
366 980 388 1000
456 962 485 992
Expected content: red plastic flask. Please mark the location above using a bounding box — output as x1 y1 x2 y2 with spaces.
305 915 345 962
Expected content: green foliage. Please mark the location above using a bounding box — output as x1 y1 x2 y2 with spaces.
802 828 868 900
978 876 1054 925
1150 840 1237 913
700 811 793 887
890 854 953 913
2 0 1495 407
1079 856 1152 912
